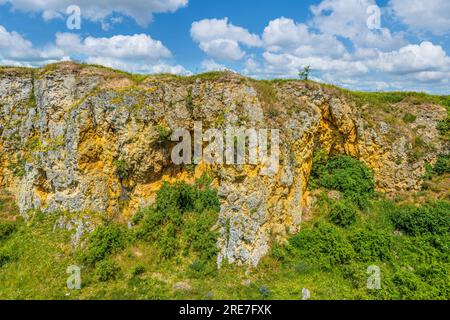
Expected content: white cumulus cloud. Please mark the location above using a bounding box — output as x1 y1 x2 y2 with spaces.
191 18 262 61
55 32 188 74
372 41 450 75
310 0 406 50
0 26 188 74
0 0 188 26
388 0 450 35
56 33 172 61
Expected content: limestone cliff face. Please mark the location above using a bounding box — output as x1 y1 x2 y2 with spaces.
0 63 447 266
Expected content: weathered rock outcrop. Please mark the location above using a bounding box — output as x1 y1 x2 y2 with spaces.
0 63 447 266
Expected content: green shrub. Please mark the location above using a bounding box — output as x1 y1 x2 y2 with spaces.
423 154 449 180
433 154 450 175
402 112 417 123
135 174 220 261
390 201 450 236
184 211 219 261
350 227 393 262
437 117 449 137
308 149 328 190
114 159 131 181
0 246 17 267
186 89 194 111
82 224 128 265
0 222 16 241
95 260 121 282
328 199 358 228
0 250 11 267
289 222 355 268
188 260 206 274
131 264 145 277
157 125 172 144
311 154 375 208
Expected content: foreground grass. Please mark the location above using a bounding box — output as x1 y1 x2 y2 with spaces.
0 197 448 300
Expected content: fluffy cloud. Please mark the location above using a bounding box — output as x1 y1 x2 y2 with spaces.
388 0 450 35
199 39 245 61
0 0 188 26
263 17 347 58
56 33 172 61
191 18 261 61
201 59 228 72
0 26 187 74
55 32 188 74
0 25 64 65
262 52 369 78
373 41 450 75
85 56 188 75
310 0 406 50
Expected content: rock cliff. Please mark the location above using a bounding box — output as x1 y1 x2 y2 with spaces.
0 62 447 266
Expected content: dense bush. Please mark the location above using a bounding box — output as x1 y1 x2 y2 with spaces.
349 227 393 262
328 199 358 228
310 152 375 208
274 197 450 299
390 201 450 236
0 250 12 267
0 222 16 241
433 154 450 175
131 264 145 277
135 174 220 262
289 222 355 269
425 154 450 180
82 224 129 265
95 260 121 282
0 246 17 268
437 117 449 137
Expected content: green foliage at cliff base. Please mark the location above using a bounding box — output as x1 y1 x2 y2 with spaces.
0 160 448 299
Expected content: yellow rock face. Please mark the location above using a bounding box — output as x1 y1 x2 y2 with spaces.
0 62 447 265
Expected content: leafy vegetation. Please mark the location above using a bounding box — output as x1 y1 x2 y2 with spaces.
8 156 26 178
390 201 450 236
402 112 416 123
298 66 311 81
114 159 131 181
82 224 129 266
437 117 449 138
328 199 358 228
134 174 220 263
251 80 278 110
310 151 375 209
157 125 172 144
0 155 448 299
424 154 450 180
0 222 16 241
95 260 122 282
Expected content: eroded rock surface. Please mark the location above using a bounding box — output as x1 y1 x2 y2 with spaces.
0 63 447 266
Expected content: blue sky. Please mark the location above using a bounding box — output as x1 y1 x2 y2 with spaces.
0 0 449 93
